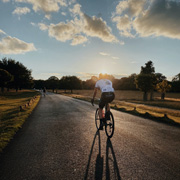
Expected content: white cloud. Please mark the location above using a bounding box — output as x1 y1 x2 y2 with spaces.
83 13 118 43
0 36 36 54
69 3 82 16
116 0 146 17
71 35 88 46
112 15 134 38
2 0 10 2
133 0 180 39
38 23 49 31
61 12 66 16
48 21 80 42
99 52 110 56
45 14 51 20
113 0 180 39
12 7 31 15
112 56 119 60
38 3 118 45
0 29 6 35
15 0 67 14
76 72 98 79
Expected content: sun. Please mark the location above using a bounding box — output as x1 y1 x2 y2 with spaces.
100 70 107 74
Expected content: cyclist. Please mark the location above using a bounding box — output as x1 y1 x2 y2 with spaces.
91 74 115 130
43 87 46 97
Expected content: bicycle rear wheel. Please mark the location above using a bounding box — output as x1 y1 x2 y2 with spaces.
95 108 101 130
105 112 114 138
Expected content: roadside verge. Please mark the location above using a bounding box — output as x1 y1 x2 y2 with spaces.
0 90 41 153
58 93 180 127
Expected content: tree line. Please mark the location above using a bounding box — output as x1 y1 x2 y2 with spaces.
0 58 33 92
0 58 180 101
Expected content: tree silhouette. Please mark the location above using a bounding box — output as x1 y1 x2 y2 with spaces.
136 61 156 101
0 58 33 91
46 76 59 92
59 76 82 93
0 69 13 93
171 73 180 92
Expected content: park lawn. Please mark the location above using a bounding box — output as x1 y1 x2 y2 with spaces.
0 90 40 152
56 90 180 125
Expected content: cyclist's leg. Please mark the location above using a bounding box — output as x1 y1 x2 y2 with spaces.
105 92 115 119
99 93 106 129
98 108 103 119
99 93 106 118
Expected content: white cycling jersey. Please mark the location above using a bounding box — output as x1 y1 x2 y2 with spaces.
95 79 114 93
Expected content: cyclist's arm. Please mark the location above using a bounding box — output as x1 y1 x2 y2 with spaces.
92 87 98 100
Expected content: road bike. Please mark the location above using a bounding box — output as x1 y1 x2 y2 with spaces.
93 103 115 138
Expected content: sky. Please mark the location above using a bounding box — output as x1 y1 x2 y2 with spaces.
0 0 180 80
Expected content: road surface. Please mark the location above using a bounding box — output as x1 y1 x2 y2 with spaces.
0 93 180 180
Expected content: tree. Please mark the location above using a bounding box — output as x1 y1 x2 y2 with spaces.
140 61 155 74
0 69 13 93
117 74 137 90
171 73 180 92
34 80 46 90
59 76 82 93
155 73 166 83
82 76 98 89
156 80 171 100
136 61 156 101
0 58 33 91
135 74 154 101
46 76 59 92
172 73 180 82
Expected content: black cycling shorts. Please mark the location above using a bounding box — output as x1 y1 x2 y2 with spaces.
99 92 115 109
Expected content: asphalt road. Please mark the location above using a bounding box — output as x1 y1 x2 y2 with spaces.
0 93 180 180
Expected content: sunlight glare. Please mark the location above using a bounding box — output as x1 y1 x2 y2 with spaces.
100 70 107 74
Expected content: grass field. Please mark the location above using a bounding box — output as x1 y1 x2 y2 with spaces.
56 89 180 125
0 90 40 152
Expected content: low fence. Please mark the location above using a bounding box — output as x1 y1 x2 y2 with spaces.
19 96 38 111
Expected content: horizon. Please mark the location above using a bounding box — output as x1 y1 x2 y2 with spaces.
0 0 180 81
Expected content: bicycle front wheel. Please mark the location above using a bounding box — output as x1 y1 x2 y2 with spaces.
105 112 114 138
95 108 101 130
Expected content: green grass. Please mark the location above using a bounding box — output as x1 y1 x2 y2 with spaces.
0 90 40 152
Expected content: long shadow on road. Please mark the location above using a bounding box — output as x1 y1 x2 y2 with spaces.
84 131 121 180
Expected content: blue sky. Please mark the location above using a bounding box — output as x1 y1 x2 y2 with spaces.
0 0 180 80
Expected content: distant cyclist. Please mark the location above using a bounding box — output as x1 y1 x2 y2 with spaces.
91 74 115 130
43 87 46 97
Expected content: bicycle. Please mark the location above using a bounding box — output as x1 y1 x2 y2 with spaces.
92 102 115 138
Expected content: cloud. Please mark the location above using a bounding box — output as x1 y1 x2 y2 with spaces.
112 56 119 60
0 29 6 35
99 52 110 56
38 23 49 31
2 0 10 2
115 0 146 17
48 21 80 42
83 13 118 43
113 0 180 39
12 7 31 15
76 72 98 79
69 3 82 16
112 15 134 38
71 35 88 46
61 12 66 16
38 3 118 45
15 0 67 14
133 0 180 39
0 36 36 54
